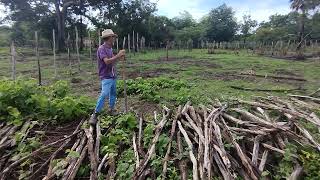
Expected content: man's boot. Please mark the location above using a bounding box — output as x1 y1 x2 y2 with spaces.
89 112 98 125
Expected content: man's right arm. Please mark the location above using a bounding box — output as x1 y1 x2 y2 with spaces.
103 50 125 64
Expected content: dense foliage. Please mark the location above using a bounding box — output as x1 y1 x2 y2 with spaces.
0 79 94 125
117 77 191 104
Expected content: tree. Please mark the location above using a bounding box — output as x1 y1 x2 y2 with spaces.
290 0 320 55
205 4 238 42
240 15 257 37
172 11 196 30
0 0 81 51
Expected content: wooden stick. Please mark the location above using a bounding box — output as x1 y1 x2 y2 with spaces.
134 109 170 179
67 33 71 75
177 121 199 180
98 153 109 173
88 31 93 67
75 26 80 72
138 117 143 150
133 133 140 169
258 150 269 172
84 128 98 180
95 121 101 164
177 131 188 180
230 86 302 92
252 136 262 166
161 106 180 179
289 94 320 103
10 41 16 81
67 145 88 180
122 37 128 113
53 29 57 77
35 31 41 86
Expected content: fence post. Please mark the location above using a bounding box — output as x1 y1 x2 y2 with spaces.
68 33 71 75
53 29 57 77
128 34 131 54
98 29 101 46
75 26 80 72
88 31 93 67
35 31 41 86
116 37 119 52
136 32 139 53
122 37 128 113
132 30 135 56
10 41 16 81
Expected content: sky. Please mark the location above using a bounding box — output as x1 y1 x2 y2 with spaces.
151 0 292 23
0 0 292 25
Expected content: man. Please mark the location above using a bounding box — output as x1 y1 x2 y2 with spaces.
89 29 126 125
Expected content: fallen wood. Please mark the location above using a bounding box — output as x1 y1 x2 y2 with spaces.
230 85 303 92
0 130 81 179
84 128 98 180
134 108 170 179
239 73 307 82
177 121 199 180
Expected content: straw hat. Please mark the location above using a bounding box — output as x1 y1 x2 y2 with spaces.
101 29 118 39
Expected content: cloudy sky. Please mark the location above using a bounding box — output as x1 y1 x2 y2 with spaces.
151 0 292 22
0 0 292 24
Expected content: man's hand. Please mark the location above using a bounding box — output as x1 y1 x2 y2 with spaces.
117 49 126 58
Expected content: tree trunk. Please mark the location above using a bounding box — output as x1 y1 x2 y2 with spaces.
296 8 306 59
55 0 78 52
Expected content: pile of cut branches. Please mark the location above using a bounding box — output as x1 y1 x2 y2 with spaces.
0 93 319 179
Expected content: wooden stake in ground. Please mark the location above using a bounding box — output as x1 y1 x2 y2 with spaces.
166 43 169 61
128 34 131 54
10 41 16 81
116 37 119 52
122 37 128 113
53 29 57 77
136 32 139 53
35 31 41 86
88 31 93 67
98 29 101 46
133 30 135 56
75 26 80 72
67 33 71 75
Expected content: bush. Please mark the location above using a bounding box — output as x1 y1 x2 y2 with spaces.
0 79 94 125
117 77 189 103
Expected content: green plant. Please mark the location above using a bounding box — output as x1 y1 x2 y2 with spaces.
299 149 320 179
117 77 190 103
0 79 94 125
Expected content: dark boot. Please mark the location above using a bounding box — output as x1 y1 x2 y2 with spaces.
89 112 98 125
108 109 118 116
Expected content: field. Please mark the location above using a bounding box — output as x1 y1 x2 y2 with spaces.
0 47 319 115
1 47 320 179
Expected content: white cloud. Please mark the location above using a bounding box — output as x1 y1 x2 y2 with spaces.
152 0 292 22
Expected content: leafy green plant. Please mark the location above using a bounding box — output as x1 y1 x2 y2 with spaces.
117 77 190 103
299 150 320 179
0 79 94 125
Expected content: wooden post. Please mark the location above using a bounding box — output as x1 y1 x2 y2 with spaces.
68 33 71 75
116 37 119 52
122 37 128 113
53 29 57 77
128 34 131 54
98 29 101 46
10 41 16 81
166 43 169 61
88 31 93 67
75 26 80 72
133 30 135 56
136 32 139 53
35 31 41 86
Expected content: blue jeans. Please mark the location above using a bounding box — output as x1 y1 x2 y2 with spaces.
95 79 117 113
